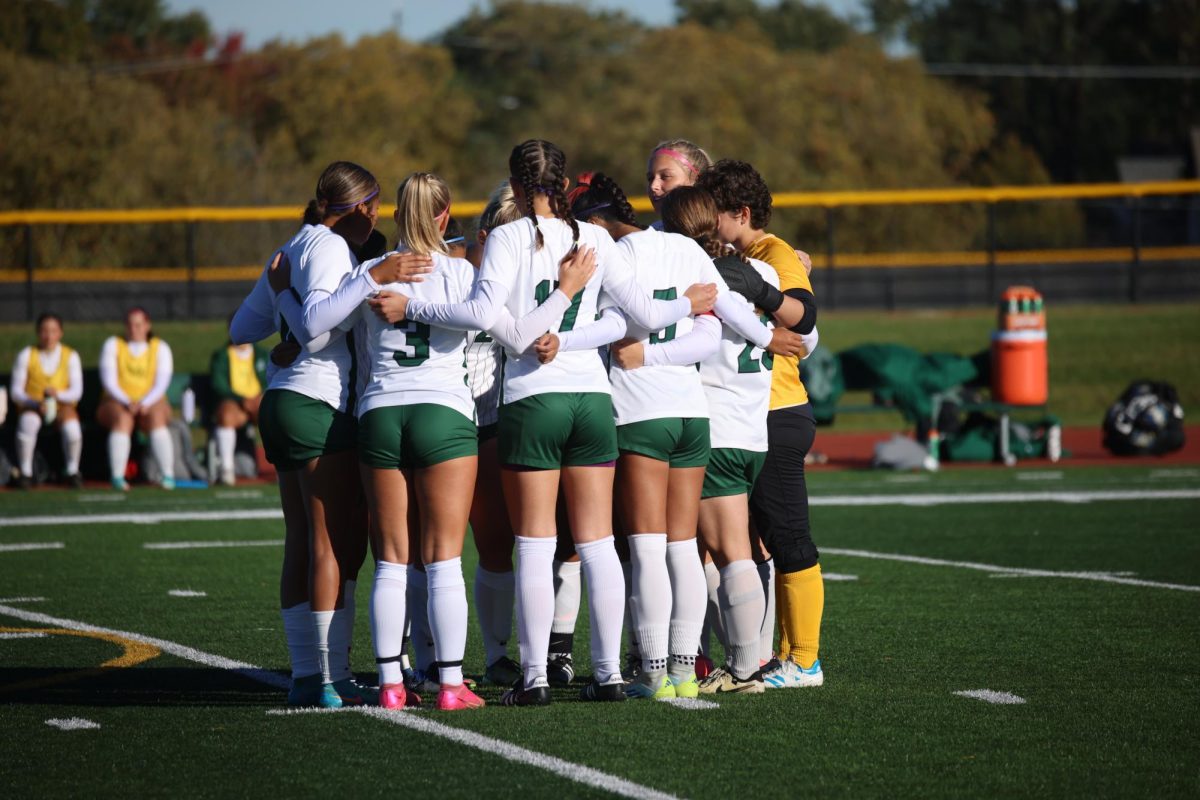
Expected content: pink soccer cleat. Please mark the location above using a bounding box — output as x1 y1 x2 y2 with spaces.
436 682 485 711
379 683 408 710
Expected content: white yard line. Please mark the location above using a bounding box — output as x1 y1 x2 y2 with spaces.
0 597 46 604
658 698 718 710
0 632 47 639
1015 471 1063 481
145 540 283 550
953 690 1026 705
0 542 64 553
823 547 1200 592
167 590 207 597
0 603 680 800
6 488 1197 530
822 573 859 582
45 717 102 730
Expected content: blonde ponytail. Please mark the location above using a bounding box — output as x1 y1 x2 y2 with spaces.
395 172 451 257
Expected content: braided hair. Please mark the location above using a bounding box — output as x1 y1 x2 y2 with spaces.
569 172 640 228
661 186 748 264
507 139 579 250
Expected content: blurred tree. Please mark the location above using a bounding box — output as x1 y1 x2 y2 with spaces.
866 0 1200 181
676 0 858 52
0 0 97 62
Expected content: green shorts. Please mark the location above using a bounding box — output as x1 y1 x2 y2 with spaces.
358 404 478 470
617 417 711 468
499 392 618 469
258 389 357 472
701 448 766 498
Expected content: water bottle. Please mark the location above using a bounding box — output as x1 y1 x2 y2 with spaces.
0 387 7 426
43 395 58 424
181 388 196 424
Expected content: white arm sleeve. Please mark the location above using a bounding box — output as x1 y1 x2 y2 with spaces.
230 274 278 344
486 291 573 352
10 348 33 408
598 238 691 331
99 338 129 405
557 307 628 352
643 314 722 367
141 341 174 408
277 289 334 353
801 326 819 360
714 291 773 349
59 351 84 404
298 270 379 340
406 278 511 332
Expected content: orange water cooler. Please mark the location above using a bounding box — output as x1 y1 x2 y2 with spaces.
991 286 1048 405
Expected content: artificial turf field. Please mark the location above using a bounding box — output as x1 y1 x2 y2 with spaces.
1 464 1198 798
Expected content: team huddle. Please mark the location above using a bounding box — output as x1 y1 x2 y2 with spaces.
230 138 826 710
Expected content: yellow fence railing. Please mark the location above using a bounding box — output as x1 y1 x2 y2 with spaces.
2 179 1198 317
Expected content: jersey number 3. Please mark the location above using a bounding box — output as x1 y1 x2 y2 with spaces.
393 320 431 366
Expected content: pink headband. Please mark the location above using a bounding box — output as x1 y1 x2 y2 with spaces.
655 148 700 176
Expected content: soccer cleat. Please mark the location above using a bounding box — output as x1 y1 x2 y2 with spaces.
695 653 715 680
625 670 674 700
111 477 129 492
379 682 408 710
317 682 343 709
65 472 84 489
580 678 627 702
331 677 375 705
483 656 523 687
547 653 575 687
406 669 441 696
287 673 324 706
501 677 552 707
219 468 236 487
760 658 824 689
437 683 485 711
697 666 765 695
668 673 700 699
620 652 642 682
160 476 176 491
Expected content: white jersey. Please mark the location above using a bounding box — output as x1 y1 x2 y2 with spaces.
351 251 475 421
465 332 502 427
699 258 777 451
262 224 358 412
478 217 632 404
607 228 712 425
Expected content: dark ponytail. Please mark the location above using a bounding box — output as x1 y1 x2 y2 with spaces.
508 139 578 250
569 172 639 228
302 161 379 226
661 186 747 264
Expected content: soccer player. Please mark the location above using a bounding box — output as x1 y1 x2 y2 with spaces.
697 160 825 688
8 313 84 489
208 321 268 486
96 307 175 490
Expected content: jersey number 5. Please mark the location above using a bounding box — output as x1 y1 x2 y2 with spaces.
534 280 585 332
393 320 431 366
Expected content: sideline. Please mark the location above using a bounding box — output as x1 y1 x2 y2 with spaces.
0 603 681 800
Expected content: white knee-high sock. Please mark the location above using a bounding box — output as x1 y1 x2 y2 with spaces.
576 536 626 685
16 413 40 477
108 431 131 481
216 426 236 473
312 609 335 683
758 558 777 664
666 539 707 679
149 426 175 481
719 560 766 680
621 558 640 657
427 557 468 686
551 559 582 636
515 536 556 688
281 601 318 679
701 559 726 657
627 533 670 672
406 566 434 675
371 561 407 685
475 566 515 666
61 418 82 476
327 579 355 682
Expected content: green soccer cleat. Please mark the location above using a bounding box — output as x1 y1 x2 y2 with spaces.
287 673 324 707
625 670 674 700
668 673 700 699
317 682 343 709
332 677 377 706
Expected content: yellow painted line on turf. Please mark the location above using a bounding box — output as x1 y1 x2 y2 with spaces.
823 548 1200 592
0 604 682 800
0 626 161 693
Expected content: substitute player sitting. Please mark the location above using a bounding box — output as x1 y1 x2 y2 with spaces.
209 329 268 486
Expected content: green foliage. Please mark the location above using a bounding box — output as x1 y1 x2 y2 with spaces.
677 0 860 52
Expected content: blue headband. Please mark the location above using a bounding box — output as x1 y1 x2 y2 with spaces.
327 187 380 213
